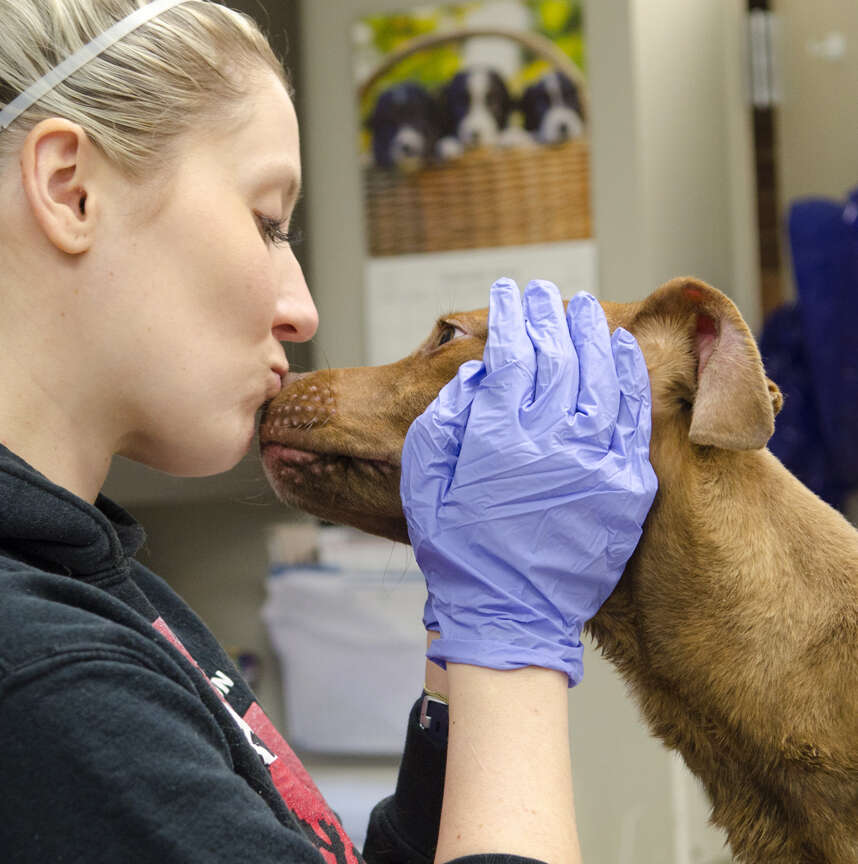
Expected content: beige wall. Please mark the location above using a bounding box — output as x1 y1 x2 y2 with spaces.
629 0 759 330
773 0 858 204
772 0 858 300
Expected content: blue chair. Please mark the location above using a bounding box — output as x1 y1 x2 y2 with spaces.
759 190 858 510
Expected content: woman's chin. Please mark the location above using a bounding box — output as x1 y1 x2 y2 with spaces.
118 425 256 478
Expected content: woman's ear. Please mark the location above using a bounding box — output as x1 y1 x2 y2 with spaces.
19 118 99 255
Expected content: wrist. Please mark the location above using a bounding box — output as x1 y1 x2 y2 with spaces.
446 661 569 703
437 663 579 863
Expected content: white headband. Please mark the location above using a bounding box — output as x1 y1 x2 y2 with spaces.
0 0 195 133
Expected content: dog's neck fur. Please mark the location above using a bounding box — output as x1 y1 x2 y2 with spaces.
588 446 858 862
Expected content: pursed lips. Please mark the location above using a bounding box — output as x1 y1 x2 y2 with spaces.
266 370 284 400
266 362 289 400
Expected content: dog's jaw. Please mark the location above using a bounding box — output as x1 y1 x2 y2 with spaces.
260 441 408 543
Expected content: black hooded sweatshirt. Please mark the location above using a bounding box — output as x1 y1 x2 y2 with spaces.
0 444 546 864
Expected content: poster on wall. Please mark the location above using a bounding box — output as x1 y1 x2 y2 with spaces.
352 0 598 365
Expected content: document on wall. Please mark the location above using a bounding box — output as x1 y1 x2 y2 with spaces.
364 239 598 366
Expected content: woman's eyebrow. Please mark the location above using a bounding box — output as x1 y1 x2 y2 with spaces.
252 160 302 203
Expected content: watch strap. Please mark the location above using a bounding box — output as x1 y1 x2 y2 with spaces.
418 690 449 743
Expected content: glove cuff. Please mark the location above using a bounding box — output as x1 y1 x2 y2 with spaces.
426 637 584 687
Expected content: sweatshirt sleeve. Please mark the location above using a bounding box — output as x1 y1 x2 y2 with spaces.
362 697 548 864
0 650 326 864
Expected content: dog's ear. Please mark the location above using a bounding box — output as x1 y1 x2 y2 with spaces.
643 277 776 451
767 377 784 417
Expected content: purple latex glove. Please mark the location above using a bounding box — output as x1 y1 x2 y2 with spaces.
400 278 657 685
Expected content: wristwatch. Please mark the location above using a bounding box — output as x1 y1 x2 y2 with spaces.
418 690 449 743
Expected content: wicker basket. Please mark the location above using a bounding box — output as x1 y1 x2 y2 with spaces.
359 27 592 257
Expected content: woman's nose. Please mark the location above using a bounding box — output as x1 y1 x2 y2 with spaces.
273 262 319 343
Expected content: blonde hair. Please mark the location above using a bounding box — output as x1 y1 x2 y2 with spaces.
0 0 291 180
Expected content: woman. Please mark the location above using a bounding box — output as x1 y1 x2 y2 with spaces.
0 2 656 863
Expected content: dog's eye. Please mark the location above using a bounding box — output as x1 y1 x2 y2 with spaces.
438 325 466 346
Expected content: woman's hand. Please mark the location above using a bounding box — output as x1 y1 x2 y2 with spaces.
401 277 657 686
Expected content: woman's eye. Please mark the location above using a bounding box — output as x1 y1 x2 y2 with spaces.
257 213 303 249
438 325 466 346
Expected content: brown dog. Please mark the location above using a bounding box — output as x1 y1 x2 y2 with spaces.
259 277 858 863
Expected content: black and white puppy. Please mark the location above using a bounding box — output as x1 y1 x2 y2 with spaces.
437 67 513 158
368 82 441 170
520 71 585 145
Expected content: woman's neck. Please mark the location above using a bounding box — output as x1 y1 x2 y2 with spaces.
0 350 114 503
